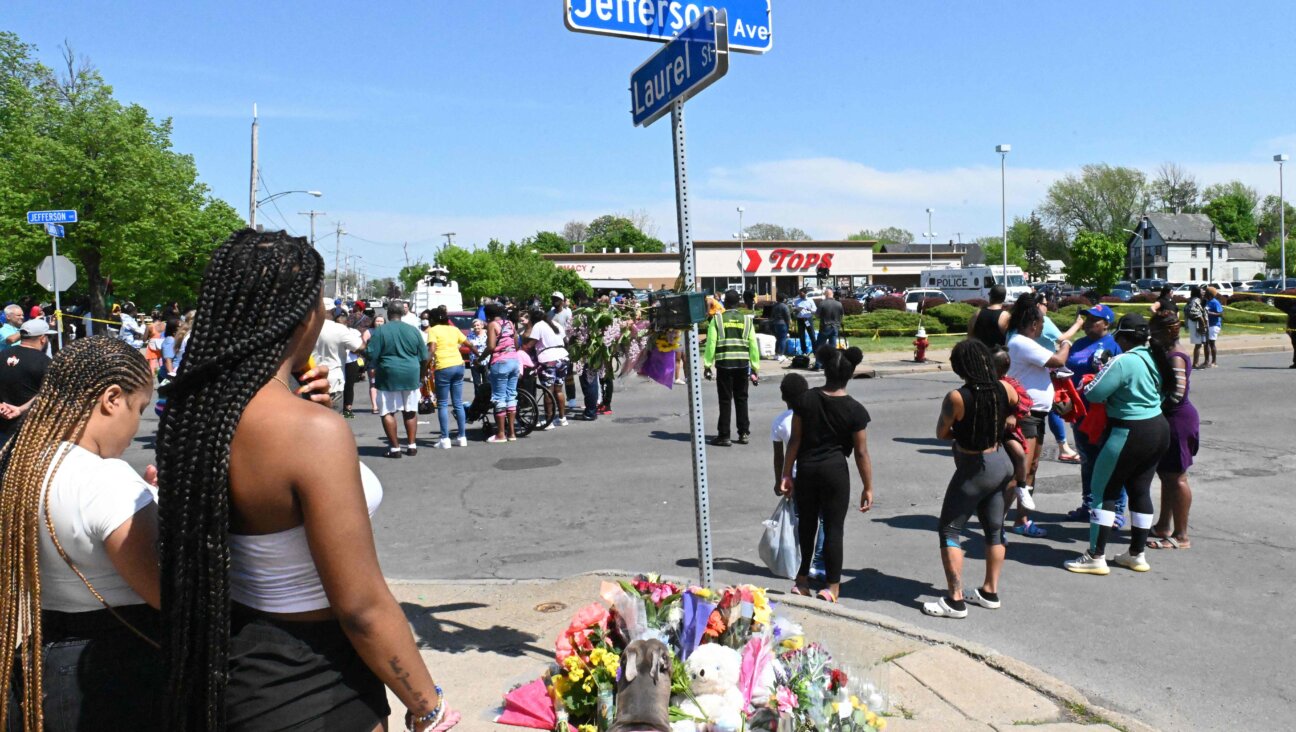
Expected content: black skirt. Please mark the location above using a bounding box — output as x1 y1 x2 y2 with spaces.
226 605 389 732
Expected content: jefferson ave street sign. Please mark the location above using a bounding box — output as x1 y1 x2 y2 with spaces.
27 210 77 224
565 0 771 54
630 9 728 127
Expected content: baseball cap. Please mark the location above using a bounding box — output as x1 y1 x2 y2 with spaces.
1080 304 1115 323
29 306 42 319
551 291 565 300
1113 313 1149 338
20 319 49 337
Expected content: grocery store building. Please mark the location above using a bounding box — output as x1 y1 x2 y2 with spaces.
542 240 963 296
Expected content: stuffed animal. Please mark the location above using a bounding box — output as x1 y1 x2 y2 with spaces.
610 639 673 732
670 643 744 732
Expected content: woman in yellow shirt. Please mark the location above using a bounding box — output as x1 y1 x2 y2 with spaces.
426 306 469 448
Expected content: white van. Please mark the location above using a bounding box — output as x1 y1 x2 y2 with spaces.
919 266 1033 303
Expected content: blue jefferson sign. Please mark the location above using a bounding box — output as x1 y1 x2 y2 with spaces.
566 0 771 54
630 9 728 127
27 210 77 224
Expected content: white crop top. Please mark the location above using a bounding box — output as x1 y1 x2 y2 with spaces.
229 462 383 613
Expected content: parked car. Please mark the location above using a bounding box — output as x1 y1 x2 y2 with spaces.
1231 280 1258 292
1171 282 1205 299
1108 288 1134 302
903 288 949 312
1135 278 1167 292
1205 281 1233 298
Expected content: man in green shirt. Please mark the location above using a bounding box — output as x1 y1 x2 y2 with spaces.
704 290 761 446
367 303 430 457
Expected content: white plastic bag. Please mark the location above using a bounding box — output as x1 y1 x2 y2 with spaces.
758 497 801 579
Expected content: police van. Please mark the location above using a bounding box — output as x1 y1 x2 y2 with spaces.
918 266 1033 303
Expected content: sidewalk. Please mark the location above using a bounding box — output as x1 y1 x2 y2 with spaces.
772 332 1292 380
385 573 1154 732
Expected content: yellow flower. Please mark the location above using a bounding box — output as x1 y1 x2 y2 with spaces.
691 588 713 599
563 656 581 672
552 675 571 696
579 725 597 732
781 636 804 651
589 648 607 666
875 719 887 731
849 695 861 709
865 711 877 725
753 607 772 626
602 654 619 674
582 678 595 694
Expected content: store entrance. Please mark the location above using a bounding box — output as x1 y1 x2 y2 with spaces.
775 275 800 298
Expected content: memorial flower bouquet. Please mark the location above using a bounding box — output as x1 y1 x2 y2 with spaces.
498 575 889 732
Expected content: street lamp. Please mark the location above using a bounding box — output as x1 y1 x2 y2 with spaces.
257 189 322 208
1277 154 1289 285
996 144 1011 280
736 206 746 294
924 208 937 267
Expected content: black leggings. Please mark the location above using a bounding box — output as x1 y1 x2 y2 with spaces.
1090 415 1170 554
342 361 362 410
938 449 1012 548
794 458 850 584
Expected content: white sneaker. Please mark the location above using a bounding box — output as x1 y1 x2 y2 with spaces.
543 422 557 431
1064 551 1110 575
436 437 452 449
558 418 569 427
455 436 468 447
1112 551 1151 572
1016 485 1037 511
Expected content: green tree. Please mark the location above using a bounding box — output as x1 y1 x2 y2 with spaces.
526 231 570 254
1263 240 1296 277
1040 164 1149 239
584 214 665 252
434 241 589 305
743 222 811 241
397 260 429 297
1149 162 1200 214
1202 180 1260 213
1257 194 1296 246
1064 230 1125 294
0 39 244 315
1203 193 1258 244
848 226 912 252
973 236 1028 270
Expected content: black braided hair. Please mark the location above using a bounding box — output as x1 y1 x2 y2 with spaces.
1147 311 1179 398
155 228 323 732
817 345 864 390
949 339 1002 451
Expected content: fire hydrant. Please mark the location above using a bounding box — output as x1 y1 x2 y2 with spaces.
913 327 929 363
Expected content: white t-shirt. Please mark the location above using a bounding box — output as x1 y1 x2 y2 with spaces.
531 321 569 364
770 408 797 477
312 320 364 393
549 307 573 333
400 313 422 329
40 443 154 612
1007 333 1055 410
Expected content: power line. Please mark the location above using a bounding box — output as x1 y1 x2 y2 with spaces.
257 171 298 235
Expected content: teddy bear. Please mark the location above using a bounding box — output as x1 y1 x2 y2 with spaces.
670 643 745 732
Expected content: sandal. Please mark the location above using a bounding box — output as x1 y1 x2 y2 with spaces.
1147 537 1190 550
1012 521 1048 538
1058 453 1082 464
816 589 838 603
790 584 810 597
921 596 967 619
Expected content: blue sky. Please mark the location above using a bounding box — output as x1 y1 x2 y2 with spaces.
7 0 1295 276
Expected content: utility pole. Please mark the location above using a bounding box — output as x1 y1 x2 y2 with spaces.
334 222 345 300
299 210 327 250
248 104 259 228
441 232 455 248
403 242 410 268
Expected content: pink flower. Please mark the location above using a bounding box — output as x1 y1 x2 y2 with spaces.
649 584 674 605
571 603 610 631
775 686 798 714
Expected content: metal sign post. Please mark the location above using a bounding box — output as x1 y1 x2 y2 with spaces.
28 211 78 348
671 99 714 588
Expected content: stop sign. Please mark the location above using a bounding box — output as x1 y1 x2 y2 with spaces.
36 255 76 292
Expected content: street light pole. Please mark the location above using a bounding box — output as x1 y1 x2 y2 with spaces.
1277 154 1289 284
996 145 1011 280
334 222 345 300
248 104 258 228
736 206 745 294
299 210 327 250
925 208 936 267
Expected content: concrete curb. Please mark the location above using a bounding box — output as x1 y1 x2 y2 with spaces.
388 571 1156 732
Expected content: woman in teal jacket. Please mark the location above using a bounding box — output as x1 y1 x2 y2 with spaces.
1064 314 1173 576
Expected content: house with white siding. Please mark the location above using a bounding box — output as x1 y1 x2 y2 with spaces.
1126 213 1229 282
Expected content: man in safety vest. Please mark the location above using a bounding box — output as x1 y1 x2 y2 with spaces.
704 290 761 447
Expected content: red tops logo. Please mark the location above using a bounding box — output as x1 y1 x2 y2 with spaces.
760 249 833 273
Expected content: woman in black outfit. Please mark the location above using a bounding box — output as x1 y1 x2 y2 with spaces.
779 345 874 602
1150 285 1178 317
923 340 1020 619
967 285 1010 347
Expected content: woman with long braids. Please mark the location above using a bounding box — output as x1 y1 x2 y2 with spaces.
483 301 521 443
156 229 457 732
1065 313 1173 575
922 340 1020 619
0 336 163 731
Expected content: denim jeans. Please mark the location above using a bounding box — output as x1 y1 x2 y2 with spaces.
797 318 816 353
579 368 601 419
1047 410 1068 443
814 326 839 367
434 364 466 439
488 358 521 412
773 322 790 357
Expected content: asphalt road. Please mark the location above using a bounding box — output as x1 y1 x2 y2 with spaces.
122 349 1296 732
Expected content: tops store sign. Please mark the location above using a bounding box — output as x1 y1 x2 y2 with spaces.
565 0 773 54
745 248 835 273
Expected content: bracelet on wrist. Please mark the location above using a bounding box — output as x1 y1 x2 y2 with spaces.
406 685 445 731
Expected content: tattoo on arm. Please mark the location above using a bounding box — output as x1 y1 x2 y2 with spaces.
389 656 431 712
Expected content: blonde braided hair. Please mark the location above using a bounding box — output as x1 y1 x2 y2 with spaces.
0 335 152 732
